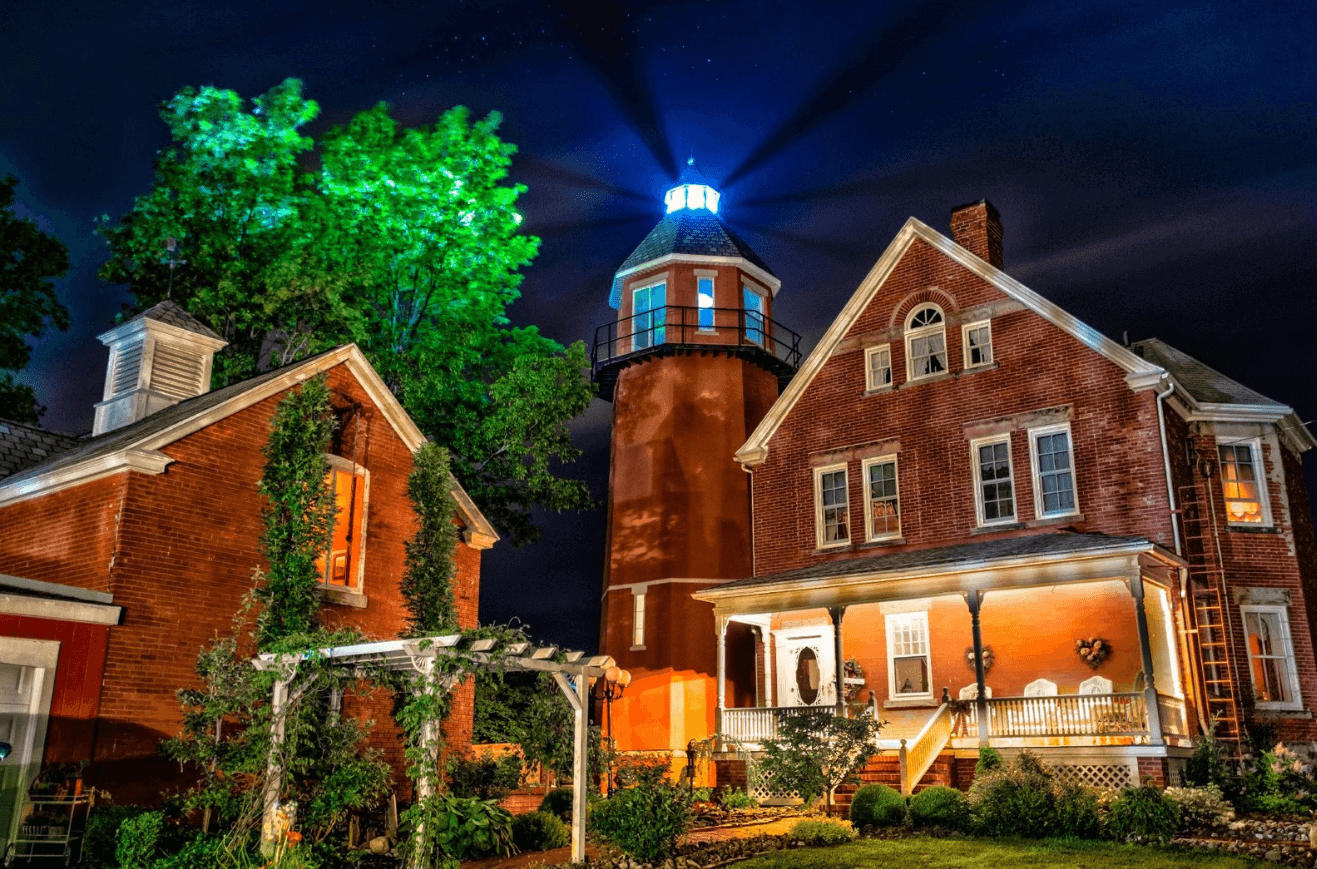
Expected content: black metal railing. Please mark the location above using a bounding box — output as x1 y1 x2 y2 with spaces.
591 304 802 376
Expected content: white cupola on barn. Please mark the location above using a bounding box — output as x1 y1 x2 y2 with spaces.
93 301 228 436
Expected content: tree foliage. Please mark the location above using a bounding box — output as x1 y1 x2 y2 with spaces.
756 709 880 810
0 176 70 422
256 375 335 648
402 443 460 636
98 79 593 544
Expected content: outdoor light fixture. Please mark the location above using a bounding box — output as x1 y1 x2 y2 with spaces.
0 742 10 761
599 667 632 795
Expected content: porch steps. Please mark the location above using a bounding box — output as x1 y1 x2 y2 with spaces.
1178 477 1244 754
830 751 955 817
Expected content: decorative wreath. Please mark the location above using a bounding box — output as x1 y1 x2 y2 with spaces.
964 645 995 674
1075 637 1112 670
842 658 865 701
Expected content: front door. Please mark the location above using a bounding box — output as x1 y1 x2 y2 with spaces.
0 640 58 857
775 628 836 708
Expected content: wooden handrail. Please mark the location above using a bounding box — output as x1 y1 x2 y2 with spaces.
899 703 953 796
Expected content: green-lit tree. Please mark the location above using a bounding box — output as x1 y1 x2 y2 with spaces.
0 176 70 422
98 79 592 545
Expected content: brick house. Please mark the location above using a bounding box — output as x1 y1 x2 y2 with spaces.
594 177 1317 794
0 302 495 831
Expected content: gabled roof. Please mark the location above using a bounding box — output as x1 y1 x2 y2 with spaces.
0 418 81 479
131 300 223 340
609 210 778 308
0 345 499 549
735 217 1167 466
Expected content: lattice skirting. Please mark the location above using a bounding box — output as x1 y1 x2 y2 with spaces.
1049 761 1137 791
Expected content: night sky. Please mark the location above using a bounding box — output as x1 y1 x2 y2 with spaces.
5 1 1316 653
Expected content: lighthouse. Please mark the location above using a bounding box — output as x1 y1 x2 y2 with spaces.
591 160 800 763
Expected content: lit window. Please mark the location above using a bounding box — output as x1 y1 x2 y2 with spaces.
1029 424 1078 518
972 436 1015 525
905 305 947 381
865 345 892 391
698 277 715 330
963 321 993 368
632 591 646 647
864 456 900 540
1241 605 1302 709
886 611 931 698
1219 440 1270 526
315 462 367 590
743 286 766 347
631 282 667 351
815 465 850 548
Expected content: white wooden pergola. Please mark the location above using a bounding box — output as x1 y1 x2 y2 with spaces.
254 635 615 865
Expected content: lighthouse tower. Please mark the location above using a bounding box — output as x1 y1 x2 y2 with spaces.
592 161 799 761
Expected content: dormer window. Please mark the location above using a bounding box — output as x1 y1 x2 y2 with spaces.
905 305 947 381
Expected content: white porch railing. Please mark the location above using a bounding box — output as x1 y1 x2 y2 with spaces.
898 703 952 795
964 692 1183 739
722 706 785 744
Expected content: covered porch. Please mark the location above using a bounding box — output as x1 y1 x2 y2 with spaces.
695 532 1197 794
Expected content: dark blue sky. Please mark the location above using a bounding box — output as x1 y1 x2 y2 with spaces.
5 0 1316 652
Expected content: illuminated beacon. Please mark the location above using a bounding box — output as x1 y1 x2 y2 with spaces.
590 160 801 764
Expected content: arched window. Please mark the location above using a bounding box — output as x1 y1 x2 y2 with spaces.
905 304 947 381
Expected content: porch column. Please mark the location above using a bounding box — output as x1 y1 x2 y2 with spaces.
1129 572 1165 746
716 615 728 736
829 606 846 717
966 590 989 745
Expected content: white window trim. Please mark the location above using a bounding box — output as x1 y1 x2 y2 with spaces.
1027 422 1080 520
885 610 933 702
632 589 647 649
970 434 1017 527
1240 603 1303 711
814 463 851 549
1219 437 1273 528
630 279 667 352
742 284 767 347
696 275 717 333
961 319 993 370
864 344 893 392
904 304 947 383
324 454 370 594
862 455 901 542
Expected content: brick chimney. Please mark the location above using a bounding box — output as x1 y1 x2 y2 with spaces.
949 200 1004 269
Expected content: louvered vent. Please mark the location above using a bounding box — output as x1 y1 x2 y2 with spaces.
151 342 207 399
110 340 145 394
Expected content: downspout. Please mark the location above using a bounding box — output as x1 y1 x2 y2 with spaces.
1156 376 1211 732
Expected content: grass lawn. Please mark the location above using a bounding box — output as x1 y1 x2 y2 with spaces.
736 837 1263 868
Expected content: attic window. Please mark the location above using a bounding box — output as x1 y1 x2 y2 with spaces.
315 459 368 591
1219 440 1271 526
905 305 946 381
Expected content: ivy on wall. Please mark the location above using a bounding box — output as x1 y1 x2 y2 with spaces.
401 443 460 636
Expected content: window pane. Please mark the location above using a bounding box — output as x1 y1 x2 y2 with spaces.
978 442 1015 521
698 277 714 329
894 656 929 695
868 460 900 537
1244 610 1295 704
820 469 849 543
1219 443 1265 524
1035 430 1075 516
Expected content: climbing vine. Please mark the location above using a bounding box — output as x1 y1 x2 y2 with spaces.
401 443 460 636
256 375 336 648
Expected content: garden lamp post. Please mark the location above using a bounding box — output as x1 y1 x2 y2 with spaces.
600 666 631 795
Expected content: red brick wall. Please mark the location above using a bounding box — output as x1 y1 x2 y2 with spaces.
751 236 1175 575
0 361 483 803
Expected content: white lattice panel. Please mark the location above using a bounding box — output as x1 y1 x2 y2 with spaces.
1050 762 1134 791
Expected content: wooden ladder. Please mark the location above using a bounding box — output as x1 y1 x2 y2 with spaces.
1178 478 1244 752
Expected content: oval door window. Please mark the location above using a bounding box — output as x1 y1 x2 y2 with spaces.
795 647 820 705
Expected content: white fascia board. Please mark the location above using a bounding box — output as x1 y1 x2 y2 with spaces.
614 254 782 296
0 593 121 626
97 317 228 353
735 218 1165 467
0 448 171 508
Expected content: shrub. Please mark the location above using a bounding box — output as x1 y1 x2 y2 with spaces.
1050 781 1101 839
849 784 906 827
1243 743 1317 812
969 757 1053 838
83 805 152 869
1164 784 1234 830
447 753 523 801
908 785 970 831
1184 724 1239 801
1104 785 1180 844
153 836 224 869
691 787 713 802
975 746 1003 776
788 819 855 845
428 795 515 859
588 784 692 862
613 753 674 788
115 811 164 869
539 787 574 820
720 787 756 810
511 811 570 852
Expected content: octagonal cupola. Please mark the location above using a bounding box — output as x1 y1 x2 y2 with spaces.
93 301 228 435
664 157 722 215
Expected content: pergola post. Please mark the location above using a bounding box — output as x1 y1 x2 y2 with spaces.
1129 571 1165 746
552 671 591 864
253 658 307 856
966 589 990 745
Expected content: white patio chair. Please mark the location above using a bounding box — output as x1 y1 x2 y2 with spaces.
1009 678 1058 735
